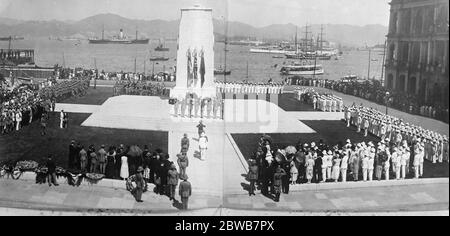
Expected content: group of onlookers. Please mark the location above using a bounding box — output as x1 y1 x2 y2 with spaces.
344 105 449 163
246 131 446 202
67 139 193 209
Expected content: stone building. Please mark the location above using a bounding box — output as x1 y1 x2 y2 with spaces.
385 0 449 106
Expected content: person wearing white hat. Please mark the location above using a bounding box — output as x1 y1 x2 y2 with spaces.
340 152 349 182
331 152 341 182
326 150 333 181
368 148 375 181
363 117 370 137
351 145 360 181
400 146 409 179
361 151 369 182
418 144 425 177
391 147 401 180
356 114 362 133
413 145 421 179
198 132 208 161
321 151 328 183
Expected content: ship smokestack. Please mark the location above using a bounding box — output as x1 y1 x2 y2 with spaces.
119 29 124 39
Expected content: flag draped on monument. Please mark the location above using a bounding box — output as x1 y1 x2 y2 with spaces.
187 48 193 87
193 49 198 86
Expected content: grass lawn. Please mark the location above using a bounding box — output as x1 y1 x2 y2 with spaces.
231 120 449 179
0 112 168 168
60 87 113 105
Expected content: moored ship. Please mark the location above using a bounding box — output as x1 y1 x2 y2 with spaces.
89 28 149 44
280 64 324 76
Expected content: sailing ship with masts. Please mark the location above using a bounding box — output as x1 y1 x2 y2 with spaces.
154 38 169 51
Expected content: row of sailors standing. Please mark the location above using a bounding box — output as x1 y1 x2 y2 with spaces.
215 81 284 95
344 106 449 163
294 87 344 112
171 97 222 119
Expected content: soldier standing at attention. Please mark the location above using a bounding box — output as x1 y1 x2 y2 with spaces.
179 176 192 210
356 114 362 133
180 133 190 155
363 117 370 137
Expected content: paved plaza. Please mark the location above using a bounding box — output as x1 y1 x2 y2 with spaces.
0 178 447 215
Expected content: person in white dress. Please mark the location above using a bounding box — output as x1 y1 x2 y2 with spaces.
340 152 349 182
120 155 129 180
198 132 209 161
15 110 22 131
60 110 65 128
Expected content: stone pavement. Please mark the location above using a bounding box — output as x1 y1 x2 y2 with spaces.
223 181 449 213
0 178 221 213
0 178 447 215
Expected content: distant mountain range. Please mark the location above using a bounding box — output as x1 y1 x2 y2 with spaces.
0 13 388 47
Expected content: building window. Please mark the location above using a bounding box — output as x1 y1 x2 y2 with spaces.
387 74 394 89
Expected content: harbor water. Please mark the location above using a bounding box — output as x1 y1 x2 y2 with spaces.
0 38 385 82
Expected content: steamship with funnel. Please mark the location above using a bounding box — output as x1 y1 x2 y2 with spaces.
89 28 149 44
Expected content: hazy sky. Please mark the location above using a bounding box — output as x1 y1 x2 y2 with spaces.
0 0 391 27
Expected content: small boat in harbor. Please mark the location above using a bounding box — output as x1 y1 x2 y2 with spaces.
214 68 231 75
285 52 332 60
280 63 324 76
273 55 284 59
150 57 169 62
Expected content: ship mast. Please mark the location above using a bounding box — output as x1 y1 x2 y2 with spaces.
102 24 105 40
320 24 324 52
295 26 298 54
303 24 311 52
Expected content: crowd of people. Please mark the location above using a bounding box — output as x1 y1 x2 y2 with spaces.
294 87 344 112
58 67 176 82
215 80 284 95
0 78 89 135
344 105 449 163
65 129 205 208
246 130 447 201
113 80 170 97
286 76 449 123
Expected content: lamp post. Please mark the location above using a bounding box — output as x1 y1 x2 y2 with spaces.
385 91 390 115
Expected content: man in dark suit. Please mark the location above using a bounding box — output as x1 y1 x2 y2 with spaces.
280 159 291 194
68 140 77 169
314 153 323 183
179 176 192 210
46 155 59 187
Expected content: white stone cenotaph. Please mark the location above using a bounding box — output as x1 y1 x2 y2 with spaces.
170 5 217 99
